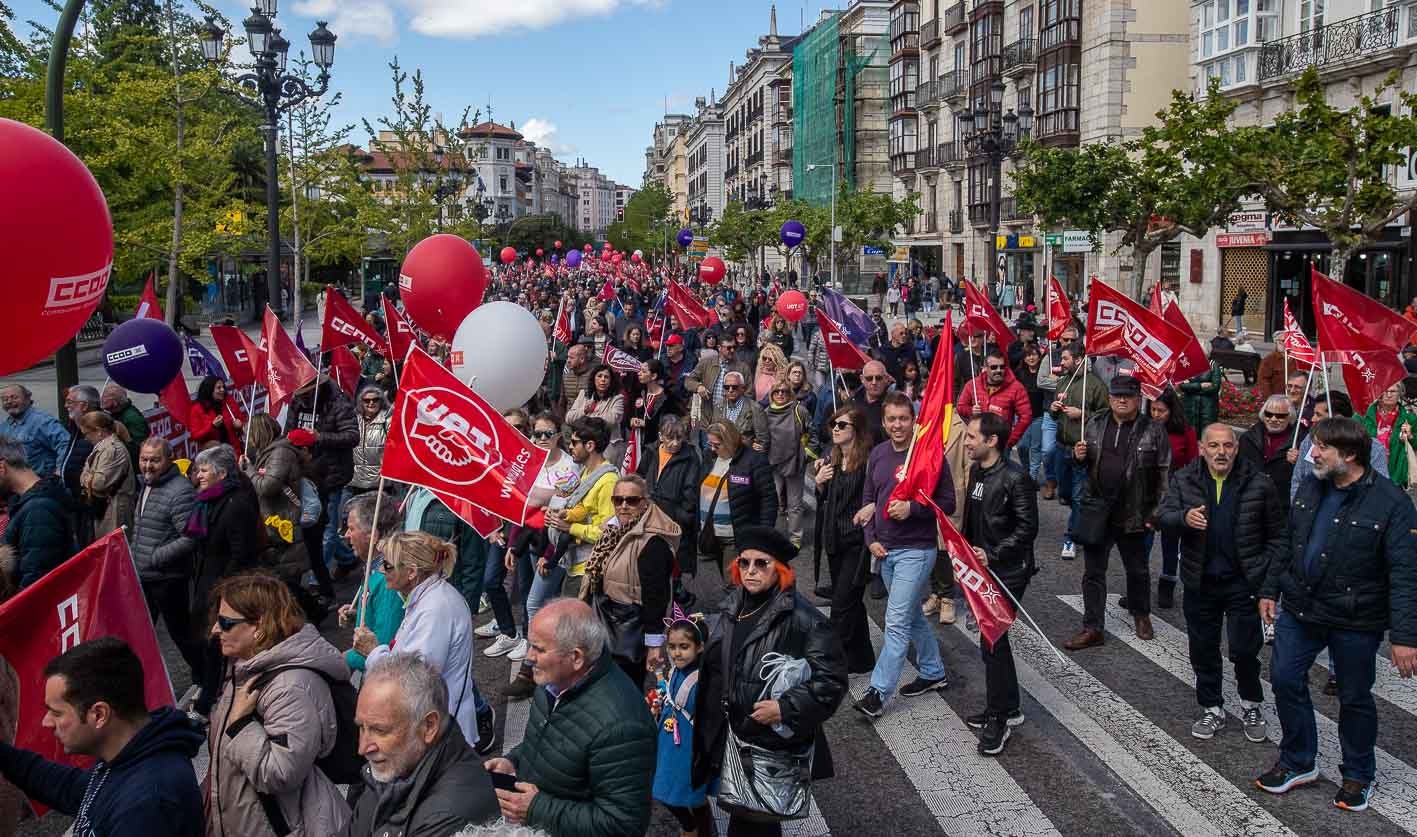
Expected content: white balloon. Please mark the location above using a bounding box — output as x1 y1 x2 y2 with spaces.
450 301 547 412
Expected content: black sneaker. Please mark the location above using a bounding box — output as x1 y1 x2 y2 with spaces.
1255 762 1319 794
899 676 949 697
854 688 885 719
1324 675 1339 696
474 705 497 756
506 673 536 701
978 715 1012 756
966 709 1024 729
1334 779 1372 812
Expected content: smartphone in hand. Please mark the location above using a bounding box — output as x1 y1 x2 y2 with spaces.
491 771 520 792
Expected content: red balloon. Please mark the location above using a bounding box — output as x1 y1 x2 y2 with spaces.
554 240 563 249
699 256 726 285
399 234 488 340
536 248 544 257
0 119 113 376
583 243 592 252
776 289 808 323
499 246 516 265
611 253 623 264
631 253 642 264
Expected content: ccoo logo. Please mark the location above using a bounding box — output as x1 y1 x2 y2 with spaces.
1094 301 1174 374
400 386 502 487
46 264 112 313
105 345 148 365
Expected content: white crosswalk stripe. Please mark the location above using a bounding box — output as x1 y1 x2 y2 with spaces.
1318 650 1417 720
1057 595 1417 833
960 616 1297 837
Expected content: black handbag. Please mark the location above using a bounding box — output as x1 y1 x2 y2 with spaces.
697 474 726 562
593 594 646 663
1070 491 1112 546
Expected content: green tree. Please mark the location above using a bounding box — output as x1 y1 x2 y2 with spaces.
1241 66 1417 283
1012 79 1248 298
604 182 673 260
0 1 28 75
495 213 593 256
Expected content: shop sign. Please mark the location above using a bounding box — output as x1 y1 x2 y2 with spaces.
1216 232 1270 248
1044 233 1063 247
862 245 885 256
1226 210 1267 232
1018 235 1036 249
888 246 911 263
1062 230 1093 253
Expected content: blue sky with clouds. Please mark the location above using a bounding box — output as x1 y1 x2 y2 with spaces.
11 0 821 186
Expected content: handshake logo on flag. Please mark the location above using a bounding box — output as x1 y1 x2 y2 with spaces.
403 386 501 484
1094 300 1175 375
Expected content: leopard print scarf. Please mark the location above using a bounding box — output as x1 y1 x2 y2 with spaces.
578 520 630 602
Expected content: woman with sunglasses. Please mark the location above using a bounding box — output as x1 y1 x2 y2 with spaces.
579 474 678 690
689 526 848 837
348 386 390 498
206 573 351 836
352 532 482 749
697 421 778 580
812 406 876 673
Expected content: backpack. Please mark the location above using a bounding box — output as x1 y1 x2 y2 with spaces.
250 664 363 784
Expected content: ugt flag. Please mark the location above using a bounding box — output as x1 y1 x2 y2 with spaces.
382 347 548 526
0 532 172 817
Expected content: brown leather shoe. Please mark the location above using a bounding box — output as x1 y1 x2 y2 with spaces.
1041 479 1057 500
1134 615 1155 641
1063 628 1104 651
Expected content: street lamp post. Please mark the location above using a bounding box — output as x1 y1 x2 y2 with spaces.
959 79 1032 298
805 161 837 288
199 5 337 321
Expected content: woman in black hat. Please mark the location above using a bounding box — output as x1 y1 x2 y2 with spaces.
685 525 848 836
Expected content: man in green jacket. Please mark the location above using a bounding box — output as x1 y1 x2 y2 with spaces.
101 385 150 468
486 598 657 836
1048 341 1108 559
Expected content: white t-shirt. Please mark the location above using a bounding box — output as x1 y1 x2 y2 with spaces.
530 450 583 510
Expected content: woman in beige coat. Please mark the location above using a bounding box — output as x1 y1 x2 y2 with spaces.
77 410 134 537
205 573 351 836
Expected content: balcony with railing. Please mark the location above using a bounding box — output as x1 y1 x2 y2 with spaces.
746 150 764 168
774 105 793 124
725 162 739 179
915 145 937 171
941 2 966 35
921 18 941 48
891 150 916 176
948 209 964 233
999 196 1030 223
923 211 939 233
916 79 939 109
1258 6 1402 82
1003 38 1035 77
940 69 965 103
939 141 964 170
969 203 992 227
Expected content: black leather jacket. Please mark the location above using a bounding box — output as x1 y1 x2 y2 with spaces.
692 586 848 788
1079 411 1171 533
961 458 1038 587
1157 456 1286 594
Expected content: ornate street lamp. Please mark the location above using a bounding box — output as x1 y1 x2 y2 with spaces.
960 77 1032 294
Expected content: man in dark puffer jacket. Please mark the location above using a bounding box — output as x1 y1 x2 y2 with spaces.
0 435 76 588
1157 424 1286 745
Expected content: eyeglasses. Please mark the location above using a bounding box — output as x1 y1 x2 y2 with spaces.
531 429 557 440
771 390 790 397
862 375 887 382
381 558 398 573
611 495 645 506
1262 411 1291 419
569 437 587 446
215 614 249 632
830 420 853 431
986 365 1007 371
736 557 773 571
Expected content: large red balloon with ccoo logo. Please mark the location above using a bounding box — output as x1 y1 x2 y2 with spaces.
0 118 114 376
399 234 488 341
699 256 726 285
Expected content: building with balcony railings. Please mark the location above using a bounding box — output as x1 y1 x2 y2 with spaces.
1188 0 1417 338
723 3 800 232
889 0 1188 308
686 93 726 229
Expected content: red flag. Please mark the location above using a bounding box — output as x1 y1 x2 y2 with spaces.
817 313 871 371
330 345 362 397
137 272 163 321
262 305 318 410
1279 298 1318 367
381 347 549 525
322 286 388 356
665 281 713 329
209 325 262 389
1148 283 1164 316
603 343 644 374
890 312 955 506
599 279 616 301
963 281 1015 349
131 277 193 426
552 298 573 345
0 532 172 815
1311 266 1417 355
382 296 416 362
1085 279 1191 384
919 494 1015 650
1046 276 1071 340
621 428 642 475
1160 302 1211 381
430 490 505 538
645 311 665 349
1338 348 1407 413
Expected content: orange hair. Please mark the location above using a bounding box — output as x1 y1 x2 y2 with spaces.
729 559 796 592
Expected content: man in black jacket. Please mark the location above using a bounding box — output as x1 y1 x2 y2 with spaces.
960 413 1038 756
1237 394 1305 510
346 653 498 836
0 435 76 589
1157 424 1285 746
284 375 359 578
1256 417 1417 811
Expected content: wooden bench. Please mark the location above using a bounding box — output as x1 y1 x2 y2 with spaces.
1209 348 1260 386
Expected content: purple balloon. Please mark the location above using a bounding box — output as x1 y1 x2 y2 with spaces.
676 228 694 248
101 317 184 394
551 253 559 264
780 219 805 248
566 250 583 268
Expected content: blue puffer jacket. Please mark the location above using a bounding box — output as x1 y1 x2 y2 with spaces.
1262 467 1417 646
2 475 76 588
0 707 204 837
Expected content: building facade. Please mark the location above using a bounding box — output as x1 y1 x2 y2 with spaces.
458 121 524 224
643 114 692 189
569 160 617 238
615 184 638 223
687 93 727 227
724 5 799 212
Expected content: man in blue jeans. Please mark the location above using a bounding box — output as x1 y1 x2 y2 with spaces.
1257 417 1417 812
853 393 956 719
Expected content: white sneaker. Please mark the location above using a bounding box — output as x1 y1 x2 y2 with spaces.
507 637 529 661
474 620 503 639
1061 541 1076 559
478 594 491 614
484 633 521 658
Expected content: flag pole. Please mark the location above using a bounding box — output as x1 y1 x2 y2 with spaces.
1293 359 1316 448
356 476 387 628
986 565 1067 666
310 351 324 420
1080 354 1088 431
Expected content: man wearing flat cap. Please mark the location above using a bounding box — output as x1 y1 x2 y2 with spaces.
1063 371 1172 650
690 525 848 837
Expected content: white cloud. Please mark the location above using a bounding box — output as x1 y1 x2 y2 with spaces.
288 0 661 41
292 0 399 44
520 118 577 155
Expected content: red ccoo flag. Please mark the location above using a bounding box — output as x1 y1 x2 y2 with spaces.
322 286 388 356
919 494 1015 650
382 296 416 362
1279 298 1318 367
261 305 317 410
890 312 955 506
330 345 362 397
1161 302 1210 381
1148 282 1165 317
1085 279 1191 385
963 281 1015 349
665 281 713 330
817 312 872 371
209 324 262 389
551 297 573 345
137 272 163 321
1310 266 1412 410
382 347 549 525
1046 276 1071 340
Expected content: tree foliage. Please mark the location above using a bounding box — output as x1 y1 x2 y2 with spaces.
1012 79 1248 298
604 182 673 260
1240 67 1417 282
492 213 596 256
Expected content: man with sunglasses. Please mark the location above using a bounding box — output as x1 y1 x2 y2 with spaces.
955 349 1032 451
685 339 751 415
851 360 893 448
711 372 769 454
1238 395 1305 510
348 387 390 499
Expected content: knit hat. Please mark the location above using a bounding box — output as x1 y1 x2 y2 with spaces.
287 428 317 447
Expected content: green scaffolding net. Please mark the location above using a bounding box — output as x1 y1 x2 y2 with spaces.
792 12 839 207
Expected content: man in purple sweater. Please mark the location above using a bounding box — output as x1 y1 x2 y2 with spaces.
853 392 957 718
